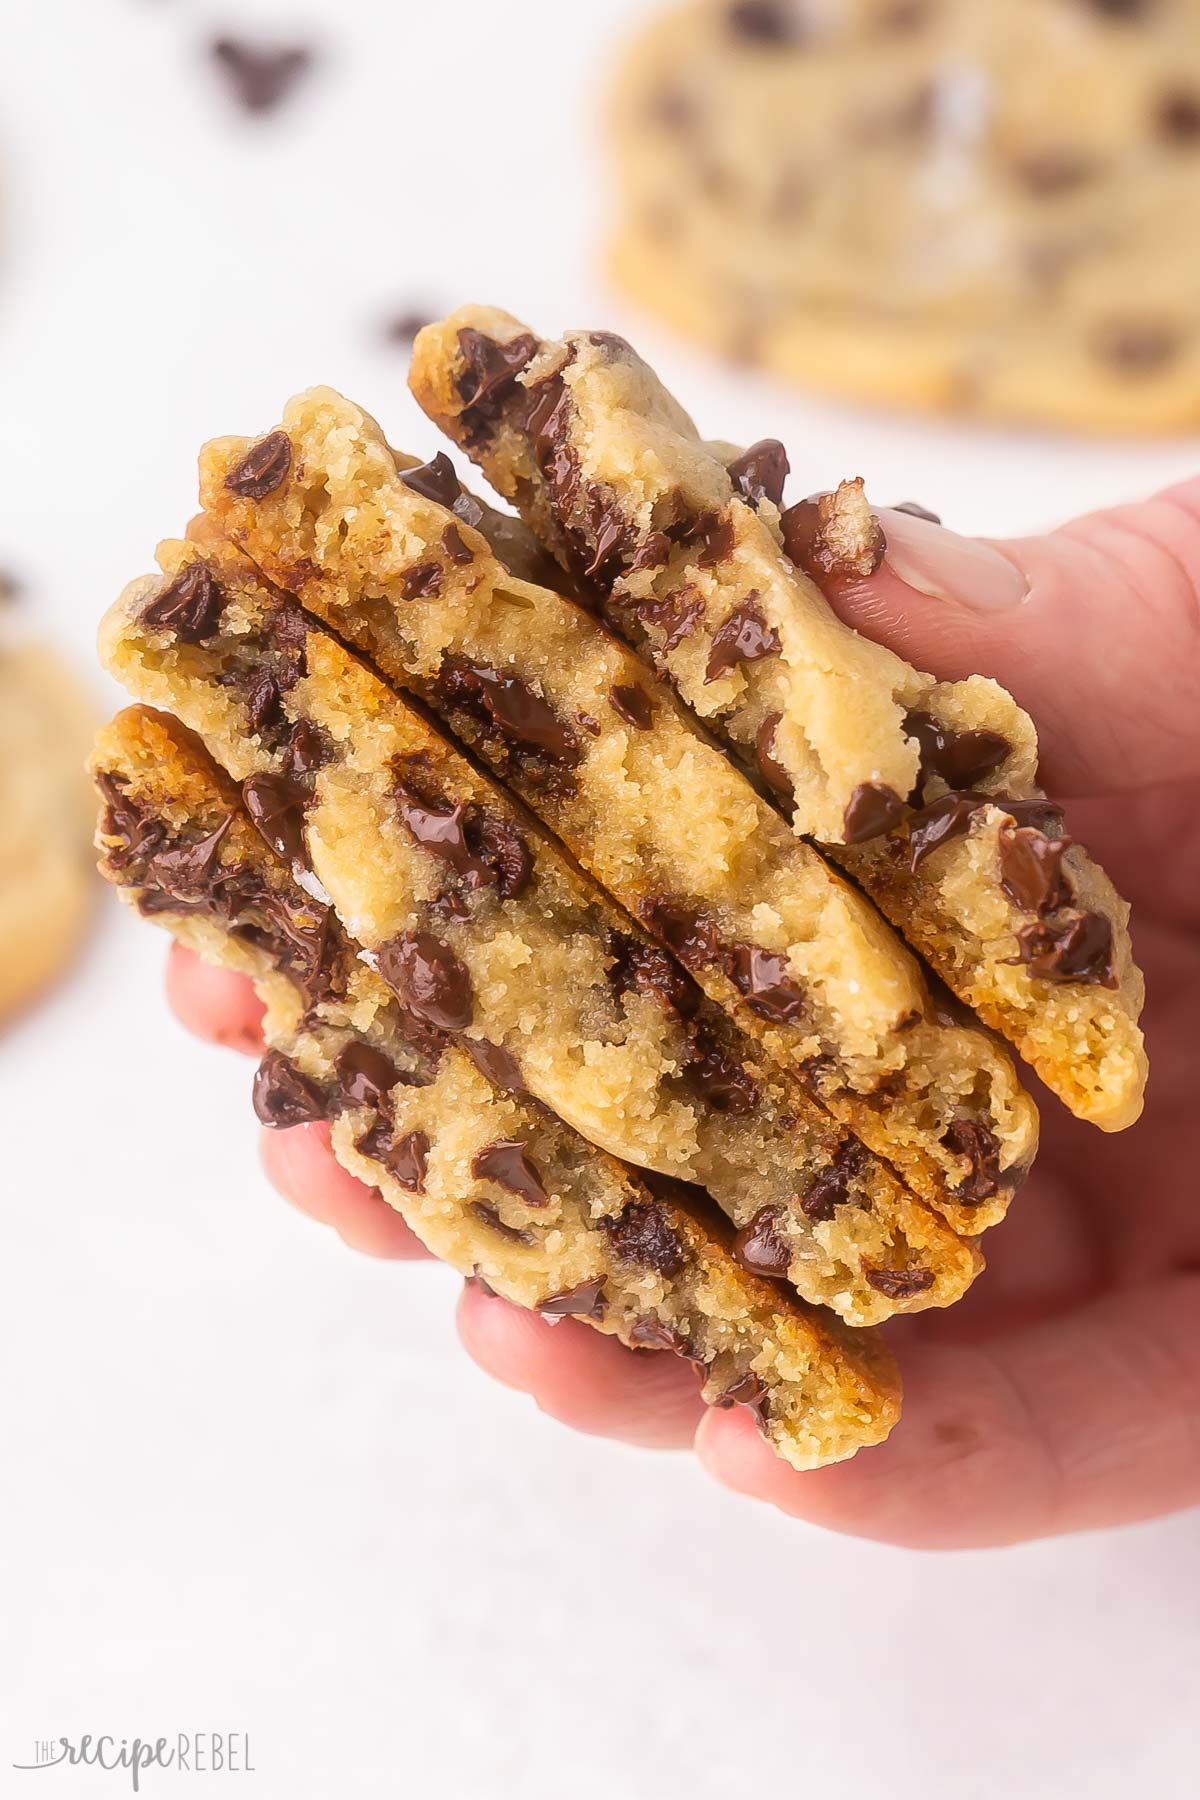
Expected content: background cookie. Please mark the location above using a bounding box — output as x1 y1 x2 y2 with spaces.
610 0 1200 432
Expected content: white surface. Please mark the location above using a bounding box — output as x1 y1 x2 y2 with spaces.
2 2 1199 1795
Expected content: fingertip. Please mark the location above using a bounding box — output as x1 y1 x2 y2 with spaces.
259 1121 431 1260
165 942 265 1055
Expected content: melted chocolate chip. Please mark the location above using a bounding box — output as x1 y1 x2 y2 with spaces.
684 1031 758 1113
242 772 309 865
727 944 805 1022
704 596 781 683
892 500 942 524
521 377 580 510
456 329 538 435
442 524 474 565
401 561 443 600
904 710 1011 791
472 1140 550 1209
472 815 534 900
605 1203 685 1277
629 532 672 574
609 684 655 729
1013 911 1118 988
401 452 484 528
141 561 225 643
394 782 481 881
628 1317 688 1352
638 586 704 651
726 1 802 43
226 432 292 500
281 718 329 780
394 771 533 901
360 1124 429 1193
147 815 234 896
210 37 312 114
462 1038 527 1095
843 782 906 845
694 511 736 569
713 1370 770 1416
246 670 283 735
252 1051 326 1128
538 1278 608 1320
864 1265 935 1300
727 440 790 508
942 1120 1002 1205
640 899 723 972
377 931 474 1031
906 792 985 871
731 1207 791 1279
336 1042 400 1109
470 1203 536 1246
755 713 794 802
781 494 887 584
576 711 601 736
458 663 579 766
608 932 699 1020
801 1138 868 1221
999 825 1073 915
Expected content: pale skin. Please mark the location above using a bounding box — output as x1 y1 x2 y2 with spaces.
165 477 1200 1550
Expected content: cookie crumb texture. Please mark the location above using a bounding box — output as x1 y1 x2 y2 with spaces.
610 0 1200 433
0 643 96 1025
92 706 901 1470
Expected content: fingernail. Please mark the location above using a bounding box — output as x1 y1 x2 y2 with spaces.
877 508 1028 612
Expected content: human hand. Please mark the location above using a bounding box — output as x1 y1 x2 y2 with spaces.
167 473 1200 1547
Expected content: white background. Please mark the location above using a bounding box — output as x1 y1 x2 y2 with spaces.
2 2 1199 1795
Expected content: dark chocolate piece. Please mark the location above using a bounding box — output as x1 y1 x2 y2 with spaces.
141 561 224 643
252 1051 326 1128
538 1278 608 1319
863 1266 935 1300
999 824 1073 915
462 1037 527 1095
727 439 789 508
470 1202 536 1246
731 1207 791 1279
609 684 655 729
800 1139 868 1221
754 713 794 802
242 772 309 866
683 1031 758 1113
401 562 443 600
1012 911 1118 988
604 1203 685 1277
942 1119 1002 1205
704 596 781 683
456 329 538 434
225 432 292 501
377 931 474 1030
727 944 805 1023
904 710 1011 791
843 782 906 845
472 1140 550 1209
336 1042 400 1109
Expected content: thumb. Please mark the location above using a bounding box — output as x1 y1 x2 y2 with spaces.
824 477 1200 797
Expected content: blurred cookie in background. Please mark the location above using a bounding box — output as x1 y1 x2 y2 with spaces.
609 0 1200 432
0 632 97 1027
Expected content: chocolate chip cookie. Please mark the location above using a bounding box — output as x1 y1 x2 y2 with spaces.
611 0 1200 432
92 704 902 1469
408 308 1146 1132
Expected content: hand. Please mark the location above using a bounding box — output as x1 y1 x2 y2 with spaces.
167 474 1200 1547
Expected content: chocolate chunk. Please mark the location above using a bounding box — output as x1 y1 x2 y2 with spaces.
472 1140 550 1209
225 431 292 500
521 377 580 512
210 37 312 114
395 782 481 881
336 1042 400 1109
141 561 225 643
727 944 805 1022
377 931 474 1031
638 585 704 652
1014 151 1098 196
609 684 655 729
605 1203 685 1277
147 815 234 896
843 782 907 845
864 1265 935 1300
695 511 736 569
1158 89 1200 144
629 532 672 574
906 792 985 870
456 329 538 433
462 1037 527 1096
801 1139 868 1221
384 1130 429 1193
252 1051 326 1128
470 665 580 765
755 713 794 802
704 596 781 683
608 932 699 1019
640 899 723 972
263 603 310 689
242 772 309 865
628 1317 687 1352
1094 320 1180 374
904 710 1011 792
999 824 1073 915
538 1278 608 1319
582 490 638 582
245 670 283 736
713 1369 770 1415
470 1202 536 1247
684 1031 758 1113
732 1206 791 1279
281 718 329 779
892 500 942 524
728 440 790 509
1013 911 1118 988
726 2 803 43
401 561 443 600
442 524 474 565
401 452 484 528
472 814 533 899
942 1119 1002 1205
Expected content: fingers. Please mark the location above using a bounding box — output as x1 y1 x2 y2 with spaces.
698 1271 1200 1549
828 478 1200 796
260 1120 431 1261
457 1281 707 1449
165 942 265 1054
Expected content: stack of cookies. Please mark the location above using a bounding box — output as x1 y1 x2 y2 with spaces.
92 310 1147 1470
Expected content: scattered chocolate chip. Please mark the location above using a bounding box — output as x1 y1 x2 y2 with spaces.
999 824 1073 915
684 1030 758 1113
458 663 580 765
576 711 601 736
904 710 1011 791
252 1051 326 1128
1014 151 1098 196
942 1119 1002 1205
638 585 704 651
781 488 887 584
225 431 292 500
695 511 736 569
474 814 534 900
1094 319 1180 374
394 776 532 899
456 329 538 433
141 561 225 643
146 815 235 897
401 561 443 600
377 931 474 1031
628 1317 687 1352
728 944 805 1023
843 782 907 845
640 899 723 973
281 718 329 779
395 782 478 880
605 1203 685 1277
357 1119 429 1192
1157 89 1200 144
704 595 781 683
461 1037 527 1095
892 500 942 524
864 1265 935 1300
726 1 803 43
538 1278 608 1319
906 792 985 871
401 452 483 529
1012 911 1118 987
470 1202 536 1246
336 1042 399 1109
732 1207 791 1279
629 532 672 574
608 932 699 1019
609 684 655 730
442 524 474 565
755 713 794 802
210 37 313 114
521 377 580 512
713 1369 770 1416
242 772 309 865
801 1139 868 1220
727 439 790 508
472 1140 550 1209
